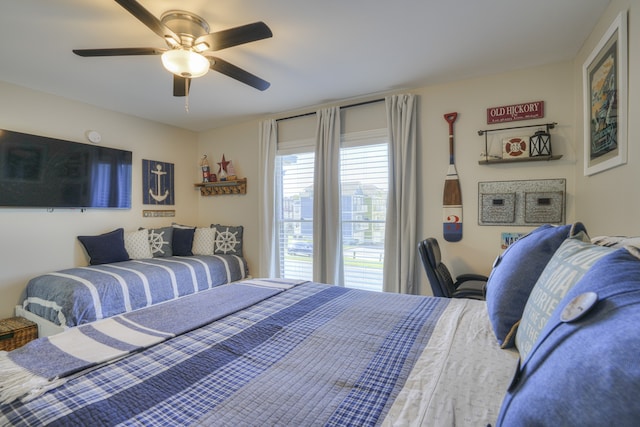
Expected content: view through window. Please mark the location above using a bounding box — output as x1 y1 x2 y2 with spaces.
276 137 388 292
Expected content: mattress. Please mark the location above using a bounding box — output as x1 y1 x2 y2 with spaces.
21 255 247 328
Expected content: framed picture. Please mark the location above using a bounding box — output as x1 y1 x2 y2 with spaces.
142 159 175 205
583 10 628 176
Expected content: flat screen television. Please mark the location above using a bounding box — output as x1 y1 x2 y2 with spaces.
0 129 132 209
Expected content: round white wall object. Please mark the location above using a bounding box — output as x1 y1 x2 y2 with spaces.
86 130 102 143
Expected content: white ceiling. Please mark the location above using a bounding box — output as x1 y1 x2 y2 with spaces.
0 0 610 132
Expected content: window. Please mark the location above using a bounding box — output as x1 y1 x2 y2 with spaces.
276 130 388 291
277 150 315 281
340 140 388 292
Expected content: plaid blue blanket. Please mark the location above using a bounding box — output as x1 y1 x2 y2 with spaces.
1 281 449 426
0 279 296 406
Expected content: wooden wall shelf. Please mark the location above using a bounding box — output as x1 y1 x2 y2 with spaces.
478 121 559 165
194 178 247 196
478 155 563 165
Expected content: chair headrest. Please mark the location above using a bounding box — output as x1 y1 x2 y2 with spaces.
425 238 441 267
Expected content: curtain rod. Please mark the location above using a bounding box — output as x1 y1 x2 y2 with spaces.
275 98 385 123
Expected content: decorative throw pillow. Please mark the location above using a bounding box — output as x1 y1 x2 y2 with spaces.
77 228 130 265
172 226 195 256
497 247 640 426
124 229 153 259
144 226 173 257
172 222 195 229
485 222 587 347
211 224 243 256
591 235 640 248
192 228 216 256
514 232 614 359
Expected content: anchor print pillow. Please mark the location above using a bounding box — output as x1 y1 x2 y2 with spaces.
211 224 243 256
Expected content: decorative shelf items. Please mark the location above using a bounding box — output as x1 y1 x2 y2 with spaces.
196 153 246 195
478 122 562 164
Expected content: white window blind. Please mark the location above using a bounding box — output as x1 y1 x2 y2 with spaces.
276 129 388 291
340 141 388 291
276 148 314 281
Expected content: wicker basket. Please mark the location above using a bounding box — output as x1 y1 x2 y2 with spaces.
0 317 38 351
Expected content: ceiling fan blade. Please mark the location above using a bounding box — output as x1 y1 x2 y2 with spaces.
173 75 191 97
195 22 272 51
114 0 181 45
73 47 164 57
209 56 270 91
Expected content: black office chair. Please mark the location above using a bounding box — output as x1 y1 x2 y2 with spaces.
418 238 487 300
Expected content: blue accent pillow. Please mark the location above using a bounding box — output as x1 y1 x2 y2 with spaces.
514 232 613 359
497 246 640 426
485 222 586 347
172 226 195 256
77 228 130 265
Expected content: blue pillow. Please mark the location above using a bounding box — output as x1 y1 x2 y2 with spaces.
485 222 586 347
77 228 130 265
172 227 195 256
514 232 613 359
497 246 640 426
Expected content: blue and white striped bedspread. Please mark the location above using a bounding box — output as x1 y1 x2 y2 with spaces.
22 255 248 327
1 281 450 426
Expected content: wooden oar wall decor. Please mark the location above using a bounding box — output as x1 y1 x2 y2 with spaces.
443 112 463 242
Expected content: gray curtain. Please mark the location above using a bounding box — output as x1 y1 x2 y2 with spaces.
258 119 280 278
383 94 418 294
312 107 344 285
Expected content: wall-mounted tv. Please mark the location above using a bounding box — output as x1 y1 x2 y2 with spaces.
0 129 132 209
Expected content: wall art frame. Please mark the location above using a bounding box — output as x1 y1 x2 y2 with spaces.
583 10 628 176
142 159 175 205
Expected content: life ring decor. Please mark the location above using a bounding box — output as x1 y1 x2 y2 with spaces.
502 136 530 158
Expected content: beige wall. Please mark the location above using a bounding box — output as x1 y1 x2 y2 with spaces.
196 122 262 275
0 82 199 318
198 60 578 295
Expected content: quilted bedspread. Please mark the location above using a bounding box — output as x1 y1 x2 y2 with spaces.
1 281 456 426
21 255 248 327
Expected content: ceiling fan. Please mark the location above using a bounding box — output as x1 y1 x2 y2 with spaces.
73 0 272 97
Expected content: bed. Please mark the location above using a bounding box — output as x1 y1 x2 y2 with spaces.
16 254 248 336
0 279 517 426
3 223 639 426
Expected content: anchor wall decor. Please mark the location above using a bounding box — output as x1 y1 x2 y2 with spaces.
143 159 175 205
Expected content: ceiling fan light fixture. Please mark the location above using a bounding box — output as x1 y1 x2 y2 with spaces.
161 49 209 78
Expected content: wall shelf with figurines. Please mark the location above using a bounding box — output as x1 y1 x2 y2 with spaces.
477 122 562 164
195 154 247 196
194 178 247 196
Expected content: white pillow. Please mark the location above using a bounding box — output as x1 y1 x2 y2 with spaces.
124 229 153 259
192 227 216 256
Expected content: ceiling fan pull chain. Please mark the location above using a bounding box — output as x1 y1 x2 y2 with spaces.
185 80 190 112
